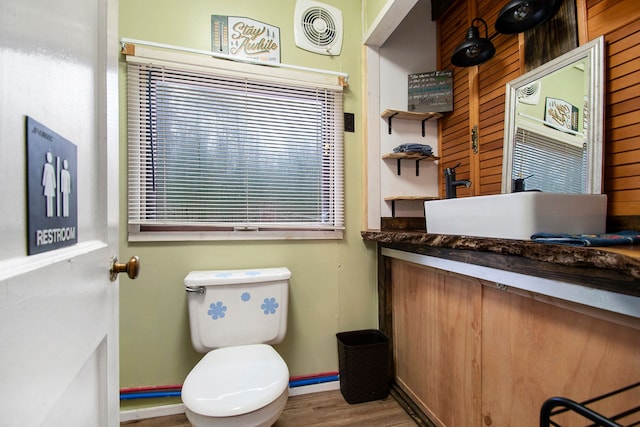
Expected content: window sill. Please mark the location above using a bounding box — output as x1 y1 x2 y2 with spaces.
127 229 344 242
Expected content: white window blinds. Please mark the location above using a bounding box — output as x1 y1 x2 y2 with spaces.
512 127 586 193
127 60 344 238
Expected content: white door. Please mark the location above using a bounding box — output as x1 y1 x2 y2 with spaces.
0 0 124 426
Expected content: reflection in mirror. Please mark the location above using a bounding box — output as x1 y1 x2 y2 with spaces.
502 36 604 194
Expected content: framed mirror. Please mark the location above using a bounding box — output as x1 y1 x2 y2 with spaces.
502 36 604 194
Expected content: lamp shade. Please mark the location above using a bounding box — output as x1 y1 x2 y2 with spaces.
451 21 496 67
495 0 562 34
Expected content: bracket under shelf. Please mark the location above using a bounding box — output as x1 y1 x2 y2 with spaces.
381 109 443 136
384 195 439 217
382 152 440 176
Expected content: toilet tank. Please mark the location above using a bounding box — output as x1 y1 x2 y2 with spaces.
184 267 290 353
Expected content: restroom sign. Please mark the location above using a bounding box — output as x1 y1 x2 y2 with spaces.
26 117 78 255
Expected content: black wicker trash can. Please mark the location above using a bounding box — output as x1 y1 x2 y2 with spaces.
336 329 390 404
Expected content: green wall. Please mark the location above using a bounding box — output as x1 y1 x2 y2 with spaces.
517 62 586 132
364 0 390 33
118 0 377 407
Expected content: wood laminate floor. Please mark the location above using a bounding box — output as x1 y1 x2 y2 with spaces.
122 390 418 426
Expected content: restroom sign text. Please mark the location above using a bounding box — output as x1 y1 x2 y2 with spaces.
26 116 78 255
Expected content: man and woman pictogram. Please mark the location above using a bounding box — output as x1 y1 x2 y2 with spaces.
42 151 72 218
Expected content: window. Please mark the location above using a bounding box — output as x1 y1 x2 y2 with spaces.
126 49 344 241
512 127 586 193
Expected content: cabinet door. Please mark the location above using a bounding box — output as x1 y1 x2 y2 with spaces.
482 286 640 427
392 259 482 426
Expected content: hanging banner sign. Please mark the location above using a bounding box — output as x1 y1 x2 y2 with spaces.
26 116 78 255
211 15 280 64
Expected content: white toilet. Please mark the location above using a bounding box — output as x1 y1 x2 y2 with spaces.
181 267 291 427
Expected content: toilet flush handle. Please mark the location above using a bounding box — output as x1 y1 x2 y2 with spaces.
185 286 205 295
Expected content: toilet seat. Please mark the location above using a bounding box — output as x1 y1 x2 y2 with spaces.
182 344 289 418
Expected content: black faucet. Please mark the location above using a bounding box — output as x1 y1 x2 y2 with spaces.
513 175 534 192
444 163 471 199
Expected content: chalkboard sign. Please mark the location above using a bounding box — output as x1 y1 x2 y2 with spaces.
408 70 453 113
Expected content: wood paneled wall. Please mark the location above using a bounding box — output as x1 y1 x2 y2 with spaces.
438 1 473 198
437 0 640 227
438 0 521 197
590 0 640 219
476 0 521 195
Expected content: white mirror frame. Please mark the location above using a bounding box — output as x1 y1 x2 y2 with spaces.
502 36 605 194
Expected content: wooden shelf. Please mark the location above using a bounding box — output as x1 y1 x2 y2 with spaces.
384 195 439 217
381 109 443 121
384 195 439 201
381 109 443 136
382 152 440 176
380 109 442 214
382 152 440 160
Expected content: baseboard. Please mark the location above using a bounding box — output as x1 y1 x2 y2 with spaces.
390 383 436 427
289 380 340 396
119 382 340 422
120 403 186 423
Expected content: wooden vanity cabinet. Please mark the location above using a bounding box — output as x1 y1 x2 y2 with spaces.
392 260 481 426
390 258 640 427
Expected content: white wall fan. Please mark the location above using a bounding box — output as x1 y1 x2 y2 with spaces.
294 0 343 56
517 81 541 105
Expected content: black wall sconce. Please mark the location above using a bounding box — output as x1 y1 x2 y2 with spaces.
451 0 562 67
451 18 495 67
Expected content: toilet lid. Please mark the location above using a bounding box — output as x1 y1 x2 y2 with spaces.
182 344 289 417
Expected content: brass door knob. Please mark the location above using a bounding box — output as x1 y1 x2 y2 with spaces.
110 256 140 281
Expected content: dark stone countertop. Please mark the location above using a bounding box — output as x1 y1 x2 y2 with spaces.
362 230 640 297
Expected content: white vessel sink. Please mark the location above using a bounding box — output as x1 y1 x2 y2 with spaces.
424 192 607 240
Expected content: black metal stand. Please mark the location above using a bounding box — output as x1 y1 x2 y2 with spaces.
540 382 640 427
